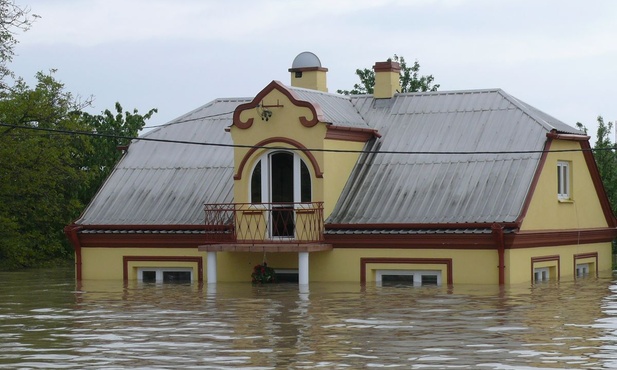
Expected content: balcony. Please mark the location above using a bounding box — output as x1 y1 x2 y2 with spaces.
200 202 331 252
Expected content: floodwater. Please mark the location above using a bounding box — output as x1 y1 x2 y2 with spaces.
1 269 617 369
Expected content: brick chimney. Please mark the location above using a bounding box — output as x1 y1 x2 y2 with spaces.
289 52 328 92
373 61 401 98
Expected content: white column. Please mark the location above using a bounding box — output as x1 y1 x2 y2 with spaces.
298 252 309 286
207 252 217 284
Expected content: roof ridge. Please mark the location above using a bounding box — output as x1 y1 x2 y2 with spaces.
497 90 581 134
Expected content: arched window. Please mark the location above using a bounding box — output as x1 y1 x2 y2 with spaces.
250 151 312 204
250 151 312 238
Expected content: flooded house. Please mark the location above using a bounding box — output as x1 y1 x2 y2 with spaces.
65 52 617 285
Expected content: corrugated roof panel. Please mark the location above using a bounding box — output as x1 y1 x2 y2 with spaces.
290 87 369 129
76 98 247 225
327 89 569 224
77 87 583 228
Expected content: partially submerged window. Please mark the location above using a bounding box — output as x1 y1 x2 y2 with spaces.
376 270 442 287
576 263 590 278
557 161 571 200
534 267 550 283
138 268 193 283
275 268 299 283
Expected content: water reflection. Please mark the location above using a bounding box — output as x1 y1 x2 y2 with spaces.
0 268 616 368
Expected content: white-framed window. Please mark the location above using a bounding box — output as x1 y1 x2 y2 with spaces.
250 151 312 238
534 267 550 283
576 263 590 278
250 151 311 204
557 161 571 200
376 270 442 287
137 267 193 283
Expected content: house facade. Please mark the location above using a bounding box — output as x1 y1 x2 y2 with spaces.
65 52 617 286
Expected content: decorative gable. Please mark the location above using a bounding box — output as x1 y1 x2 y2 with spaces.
232 80 325 130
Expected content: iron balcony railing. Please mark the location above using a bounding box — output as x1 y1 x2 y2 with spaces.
203 202 325 244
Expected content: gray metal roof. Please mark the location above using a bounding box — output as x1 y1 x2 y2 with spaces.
289 87 369 129
76 84 585 228
327 89 582 224
76 98 249 226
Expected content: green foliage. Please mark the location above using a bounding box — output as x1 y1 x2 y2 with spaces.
0 72 91 268
0 1 156 269
251 263 276 283
337 54 440 95
582 116 617 256
79 103 157 204
0 71 156 269
593 116 617 210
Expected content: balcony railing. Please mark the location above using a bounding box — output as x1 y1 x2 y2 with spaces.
203 202 325 244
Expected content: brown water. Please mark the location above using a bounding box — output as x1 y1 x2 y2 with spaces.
1 268 617 369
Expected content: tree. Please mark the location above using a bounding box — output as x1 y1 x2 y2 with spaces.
593 116 617 210
0 71 156 269
0 0 39 89
0 1 157 269
337 54 440 95
579 116 617 258
0 72 92 268
79 103 157 204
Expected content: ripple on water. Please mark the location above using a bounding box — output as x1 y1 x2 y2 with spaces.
0 270 616 369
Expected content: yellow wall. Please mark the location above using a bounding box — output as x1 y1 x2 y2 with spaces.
80 247 205 281
207 248 498 284
322 139 364 218
521 139 608 230
505 242 612 284
290 70 327 92
311 249 498 284
230 88 364 219
82 240 612 285
231 89 326 205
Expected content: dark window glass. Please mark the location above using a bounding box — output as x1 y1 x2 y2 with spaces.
163 271 191 283
421 275 438 286
275 271 299 283
251 160 262 203
271 152 294 203
301 160 311 202
142 271 156 282
272 205 295 237
382 274 414 285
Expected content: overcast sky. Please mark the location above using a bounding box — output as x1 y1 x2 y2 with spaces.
11 0 617 140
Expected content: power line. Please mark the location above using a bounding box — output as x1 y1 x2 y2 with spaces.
141 109 237 129
0 122 613 155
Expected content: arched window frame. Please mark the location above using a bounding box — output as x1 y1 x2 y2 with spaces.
250 150 312 204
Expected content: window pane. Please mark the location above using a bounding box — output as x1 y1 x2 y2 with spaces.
142 271 156 282
301 160 311 202
271 152 294 203
557 164 562 194
557 162 570 198
163 271 191 283
421 275 439 286
382 274 414 285
251 160 262 203
275 271 299 283
272 205 295 237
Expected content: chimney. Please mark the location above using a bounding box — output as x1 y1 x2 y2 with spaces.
289 52 328 92
373 61 401 99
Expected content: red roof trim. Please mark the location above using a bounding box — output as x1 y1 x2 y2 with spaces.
326 222 520 230
580 139 617 227
325 125 380 142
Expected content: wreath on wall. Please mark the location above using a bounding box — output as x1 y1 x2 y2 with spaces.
251 262 276 283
